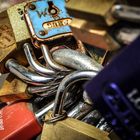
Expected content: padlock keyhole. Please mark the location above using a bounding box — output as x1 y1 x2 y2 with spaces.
48 1 59 16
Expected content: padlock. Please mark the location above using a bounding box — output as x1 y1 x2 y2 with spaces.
0 0 85 73
85 36 140 140
66 0 117 26
70 18 120 51
0 101 54 140
41 70 110 140
0 77 28 102
67 0 140 26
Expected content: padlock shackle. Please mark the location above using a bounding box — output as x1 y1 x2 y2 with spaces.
41 44 68 71
23 43 55 75
111 4 140 23
5 59 54 86
53 70 97 116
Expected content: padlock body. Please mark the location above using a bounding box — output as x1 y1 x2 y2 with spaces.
0 102 42 140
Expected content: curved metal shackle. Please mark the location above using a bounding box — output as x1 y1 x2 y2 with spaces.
23 43 55 75
41 44 68 71
52 48 103 71
53 70 97 117
5 59 54 86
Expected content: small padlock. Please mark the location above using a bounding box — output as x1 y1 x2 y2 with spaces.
41 70 110 140
0 101 54 140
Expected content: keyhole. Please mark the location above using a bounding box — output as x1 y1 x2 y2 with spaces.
48 1 59 16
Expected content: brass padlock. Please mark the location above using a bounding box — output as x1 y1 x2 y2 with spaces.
66 0 117 26
0 76 28 102
70 18 120 51
0 1 33 74
41 71 110 140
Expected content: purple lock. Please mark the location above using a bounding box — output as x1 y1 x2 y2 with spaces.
85 36 140 140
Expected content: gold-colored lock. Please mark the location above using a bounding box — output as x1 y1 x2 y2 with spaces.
0 1 33 74
0 76 28 102
41 71 112 140
66 0 117 26
7 1 32 47
41 114 110 140
70 18 120 51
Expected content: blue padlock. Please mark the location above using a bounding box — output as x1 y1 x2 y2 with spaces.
24 0 72 46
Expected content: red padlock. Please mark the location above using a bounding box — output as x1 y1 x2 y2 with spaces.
0 102 54 140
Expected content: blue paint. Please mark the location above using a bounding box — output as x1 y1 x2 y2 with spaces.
26 0 72 40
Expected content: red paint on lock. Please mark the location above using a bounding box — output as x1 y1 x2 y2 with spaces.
0 102 42 140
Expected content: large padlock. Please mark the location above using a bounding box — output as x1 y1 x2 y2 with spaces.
85 36 140 140
41 70 111 140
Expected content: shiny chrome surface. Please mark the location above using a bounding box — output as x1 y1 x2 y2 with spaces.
96 118 112 133
83 91 93 105
5 59 53 85
28 83 59 94
53 70 97 116
82 110 102 126
35 102 54 119
23 43 55 75
41 44 67 71
68 101 92 120
52 48 103 71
